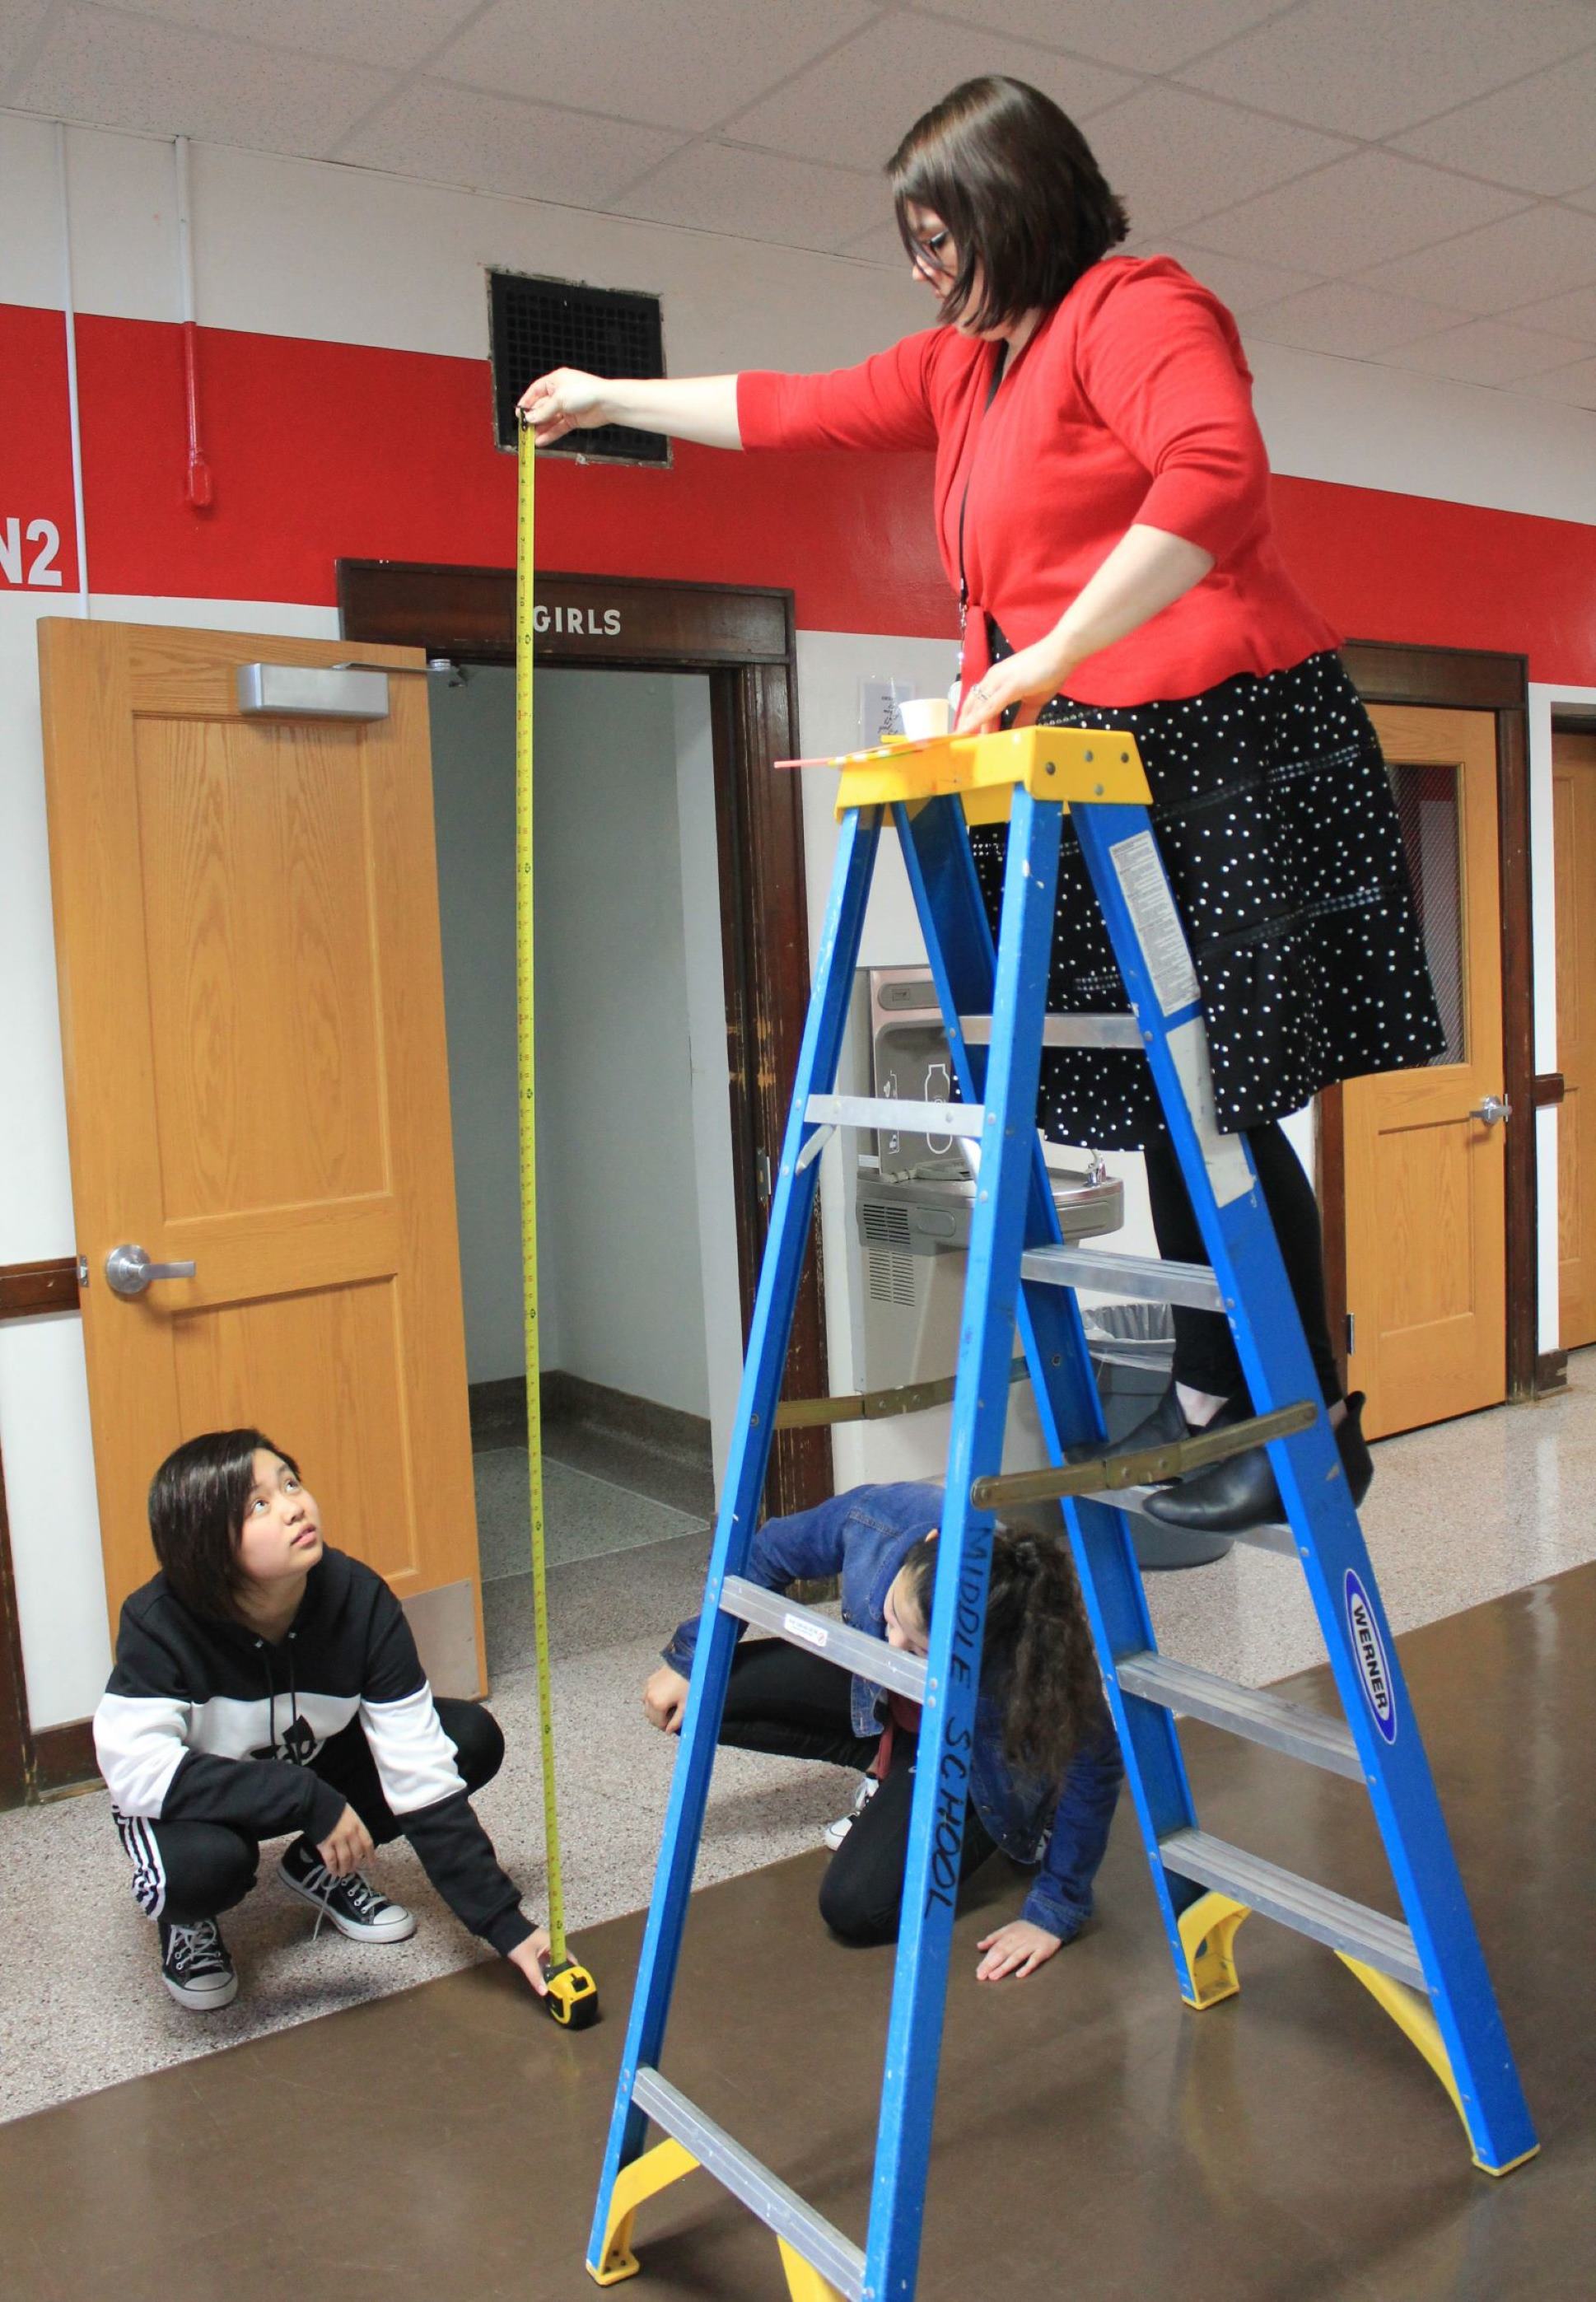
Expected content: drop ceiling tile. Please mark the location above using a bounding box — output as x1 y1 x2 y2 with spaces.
12 3 398 152
1242 279 1464 357
1392 52 1596 198
1505 282 1596 346
1566 180 1596 214
1127 238 1323 314
1358 203 1596 315
1085 85 1351 239
1178 0 1596 140
1183 150 1528 273
721 13 1136 171
612 142 891 253
86 0 483 72
1519 353 1596 409
340 80 685 203
1381 316 1595 385
917 1 1300 76
0 0 52 91
838 217 917 268
437 0 878 135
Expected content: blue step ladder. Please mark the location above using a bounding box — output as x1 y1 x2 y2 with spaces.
587 724 1538 2302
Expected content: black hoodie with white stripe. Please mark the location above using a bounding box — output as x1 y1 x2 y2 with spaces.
93 1547 533 1956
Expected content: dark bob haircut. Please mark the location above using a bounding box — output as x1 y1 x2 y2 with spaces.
889 76 1129 334
149 1427 299 1621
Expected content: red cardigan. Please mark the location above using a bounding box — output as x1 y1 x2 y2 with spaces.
736 255 1339 709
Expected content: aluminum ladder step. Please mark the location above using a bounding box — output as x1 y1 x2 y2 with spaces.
720 1577 928 1702
1118 1651 1362 1780
805 1092 985 1138
1020 1243 1224 1311
1087 1483 1299 1557
1160 1828 1426 1991
633 2067 866 2302
960 1011 1142 1050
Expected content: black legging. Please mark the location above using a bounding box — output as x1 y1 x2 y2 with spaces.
1143 1122 1341 1408
114 1698 505 1925
718 1640 996 1945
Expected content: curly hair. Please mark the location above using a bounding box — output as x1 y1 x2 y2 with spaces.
899 1523 1104 1784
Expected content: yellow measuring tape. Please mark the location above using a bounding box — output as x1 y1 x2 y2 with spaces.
516 418 599 2030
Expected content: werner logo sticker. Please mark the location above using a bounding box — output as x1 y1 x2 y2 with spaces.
1344 1570 1397 1744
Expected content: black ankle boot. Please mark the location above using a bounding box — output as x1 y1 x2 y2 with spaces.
1064 1384 1189 1467
1140 1393 1372 1534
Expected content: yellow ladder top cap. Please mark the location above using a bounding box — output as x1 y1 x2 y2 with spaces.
831 724 1150 819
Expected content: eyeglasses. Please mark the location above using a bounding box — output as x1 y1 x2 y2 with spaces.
909 227 954 280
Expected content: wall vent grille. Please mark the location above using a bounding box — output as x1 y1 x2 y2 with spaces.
488 270 668 465
861 1201 914 1250
867 1246 917 1309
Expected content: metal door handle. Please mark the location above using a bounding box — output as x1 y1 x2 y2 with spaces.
105 1243 197 1297
1468 1095 1511 1127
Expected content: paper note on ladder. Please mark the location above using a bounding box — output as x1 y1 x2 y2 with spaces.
1110 832 1201 1016
1167 1019 1253 1207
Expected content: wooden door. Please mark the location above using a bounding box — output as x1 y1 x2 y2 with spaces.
39 620 483 1681
1554 729 1596 1350
1343 704 1505 1438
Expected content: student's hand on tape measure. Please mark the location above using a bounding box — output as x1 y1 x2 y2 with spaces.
642 1665 691 1735
507 1926 553 1996
517 367 609 446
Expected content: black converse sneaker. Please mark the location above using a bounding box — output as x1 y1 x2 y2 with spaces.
278 1837 418 1942
159 1917 238 2010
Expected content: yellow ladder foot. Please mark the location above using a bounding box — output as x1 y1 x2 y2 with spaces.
777 2236 848 2301
1178 1889 1252 2009
1335 1956 1540 2176
587 2136 699 2286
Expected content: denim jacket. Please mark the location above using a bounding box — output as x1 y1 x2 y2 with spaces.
664 1483 1123 1940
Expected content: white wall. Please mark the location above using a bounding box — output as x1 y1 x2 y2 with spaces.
429 664 526 1385
1529 679 1596 1353
531 669 711 1420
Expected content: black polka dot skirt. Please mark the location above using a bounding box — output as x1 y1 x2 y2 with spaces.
968 640 1446 1149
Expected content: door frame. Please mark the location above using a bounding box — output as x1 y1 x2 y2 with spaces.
0 1261 100 1806
338 558 832 1519
1327 639 1553 1408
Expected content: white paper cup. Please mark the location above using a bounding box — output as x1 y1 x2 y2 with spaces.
899 696 951 740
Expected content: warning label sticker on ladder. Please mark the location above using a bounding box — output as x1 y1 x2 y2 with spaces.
1167 1019 1253 1207
1109 830 1201 1016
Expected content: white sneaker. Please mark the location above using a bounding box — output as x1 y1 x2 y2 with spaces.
824 1775 879 1851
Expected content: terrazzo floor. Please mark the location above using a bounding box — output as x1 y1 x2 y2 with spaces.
2 1352 1590 2126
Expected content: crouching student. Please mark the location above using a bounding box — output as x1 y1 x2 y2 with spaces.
94 1429 550 2011
642 1483 1122 1980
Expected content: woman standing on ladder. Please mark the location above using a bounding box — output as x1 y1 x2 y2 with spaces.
520 75 1442 1534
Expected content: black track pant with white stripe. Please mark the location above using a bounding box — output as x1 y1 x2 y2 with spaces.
113 1698 504 1923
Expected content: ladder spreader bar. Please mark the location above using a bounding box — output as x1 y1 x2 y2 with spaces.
1020 1242 1225 1310
1118 1651 1363 1780
632 2067 866 2302
720 1577 929 1703
1160 1828 1426 1990
805 1092 986 1138
961 1011 1142 1050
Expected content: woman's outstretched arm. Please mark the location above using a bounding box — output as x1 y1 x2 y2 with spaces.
517 367 742 450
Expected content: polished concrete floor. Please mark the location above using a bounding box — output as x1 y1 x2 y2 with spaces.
2 1362 1594 2130
2 1558 1590 2302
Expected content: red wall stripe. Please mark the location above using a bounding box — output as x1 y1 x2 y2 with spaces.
7 305 1596 685
2 305 80 595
